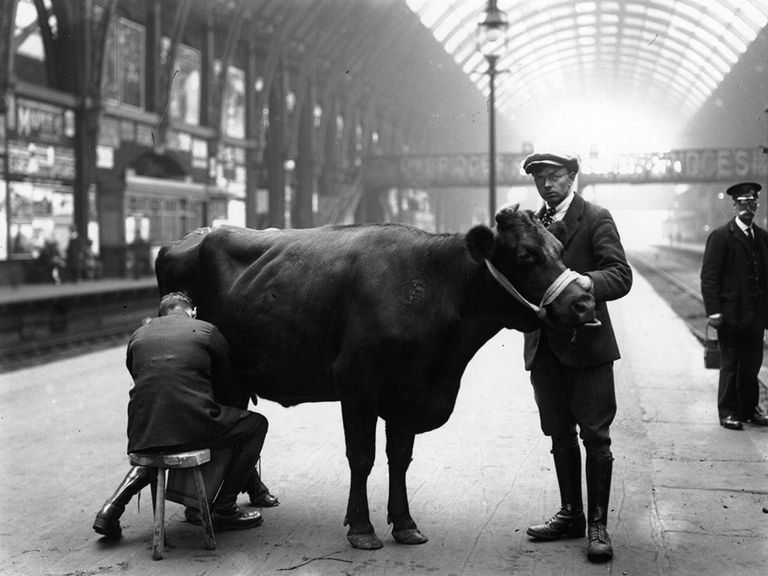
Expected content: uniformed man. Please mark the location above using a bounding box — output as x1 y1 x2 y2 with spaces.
701 181 768 430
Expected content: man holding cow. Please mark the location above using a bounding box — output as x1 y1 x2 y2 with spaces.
520 152 632 563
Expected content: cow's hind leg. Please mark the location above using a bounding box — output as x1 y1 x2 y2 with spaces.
386 423 428 545
341 399 382 550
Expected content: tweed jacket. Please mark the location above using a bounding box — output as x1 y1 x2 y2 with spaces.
126 310 247 453
700 219 768 330
523 194 633 369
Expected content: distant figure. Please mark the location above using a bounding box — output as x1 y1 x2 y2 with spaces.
129 236 151 279
82 240 98 280
700 182 768 431
93 292 268 539
521 152 632 563
37 239 64 285
66 227 82 282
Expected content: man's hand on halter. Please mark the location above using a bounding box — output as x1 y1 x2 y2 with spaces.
574 273 593 292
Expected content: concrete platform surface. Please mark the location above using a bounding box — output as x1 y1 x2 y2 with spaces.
0 269 766 576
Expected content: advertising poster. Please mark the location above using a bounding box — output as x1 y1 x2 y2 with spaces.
170 43 201 125
118 19 145 108
223 66 246 139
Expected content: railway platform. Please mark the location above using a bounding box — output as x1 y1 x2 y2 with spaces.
0 276 159 372
0 267 767 576
0 276 158 306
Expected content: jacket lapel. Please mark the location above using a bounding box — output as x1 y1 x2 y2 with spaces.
729 220 752 251
558 194 585 248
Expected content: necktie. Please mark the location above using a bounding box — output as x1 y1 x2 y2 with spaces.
747 227 754 243
540 206 556 227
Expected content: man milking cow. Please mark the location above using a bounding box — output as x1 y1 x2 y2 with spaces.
93 292 278 539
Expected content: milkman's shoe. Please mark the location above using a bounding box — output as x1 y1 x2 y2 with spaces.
743 411 768 426
720 415 743 430
211 504 263 531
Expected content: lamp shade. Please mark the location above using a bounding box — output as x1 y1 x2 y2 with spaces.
475 0 509 58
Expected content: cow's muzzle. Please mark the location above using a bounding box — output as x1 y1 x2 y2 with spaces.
570 293 599 327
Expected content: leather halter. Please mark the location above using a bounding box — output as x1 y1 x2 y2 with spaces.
484 259 582 320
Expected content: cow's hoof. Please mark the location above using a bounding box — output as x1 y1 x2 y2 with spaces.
347 532 383 550
393 527 429 545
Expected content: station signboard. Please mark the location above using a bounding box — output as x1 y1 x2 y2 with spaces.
363 148 768 188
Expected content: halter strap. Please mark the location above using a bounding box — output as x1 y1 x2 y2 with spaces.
484 259 581 319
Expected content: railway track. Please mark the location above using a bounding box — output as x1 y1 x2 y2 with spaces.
627 245 708 342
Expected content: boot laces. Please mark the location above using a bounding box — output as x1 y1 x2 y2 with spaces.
589 523 609 543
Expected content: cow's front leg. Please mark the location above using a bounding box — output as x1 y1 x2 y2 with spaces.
341 398 382 550
386 422 428 545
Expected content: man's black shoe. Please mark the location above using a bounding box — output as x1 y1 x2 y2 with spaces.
211 505 263 531
720 415 744 430
743 411 768 426
250 491 280 508
526 508 585 541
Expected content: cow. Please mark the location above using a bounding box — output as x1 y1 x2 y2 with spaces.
154 204 596 550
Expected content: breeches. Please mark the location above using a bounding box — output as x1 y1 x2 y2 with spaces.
530 336 616 457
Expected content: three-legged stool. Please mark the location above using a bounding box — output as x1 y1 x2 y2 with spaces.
129 449 216 560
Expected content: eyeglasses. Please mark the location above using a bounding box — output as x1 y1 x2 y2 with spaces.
533 170 569 185
734 197 759 207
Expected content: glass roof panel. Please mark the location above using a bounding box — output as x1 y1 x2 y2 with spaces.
405 0 766 147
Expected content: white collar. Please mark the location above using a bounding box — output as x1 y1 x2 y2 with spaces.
735 217 752 235
541 190 575 222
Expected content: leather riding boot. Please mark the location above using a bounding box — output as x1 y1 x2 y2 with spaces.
527 445 586 540
586 455 614 563
93 466 152 539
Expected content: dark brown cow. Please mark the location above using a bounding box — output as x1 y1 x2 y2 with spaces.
155 204 595 549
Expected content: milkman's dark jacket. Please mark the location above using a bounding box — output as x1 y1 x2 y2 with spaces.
700 219 768 331
126 310 247 453
523 194 633 369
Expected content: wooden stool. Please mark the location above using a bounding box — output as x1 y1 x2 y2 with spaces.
129 449 216 560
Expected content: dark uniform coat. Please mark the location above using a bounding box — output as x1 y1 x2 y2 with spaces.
523 194 633 368
126 310 247 453
700 219 768 331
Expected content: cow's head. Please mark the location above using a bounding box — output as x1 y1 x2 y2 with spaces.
465 203 595 327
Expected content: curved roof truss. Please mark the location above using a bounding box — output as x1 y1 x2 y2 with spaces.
406 0 768 125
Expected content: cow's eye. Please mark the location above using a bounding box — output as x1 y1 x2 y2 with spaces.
516 251 536 267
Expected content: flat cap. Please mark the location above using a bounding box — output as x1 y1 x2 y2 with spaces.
726 181 762 198
522 153 579 175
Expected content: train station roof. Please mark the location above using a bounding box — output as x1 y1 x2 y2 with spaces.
406 0 768 151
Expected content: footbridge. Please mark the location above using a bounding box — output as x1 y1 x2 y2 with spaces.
363 147 768 190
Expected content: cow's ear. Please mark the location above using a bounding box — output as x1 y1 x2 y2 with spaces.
466 225 495 262
547 220 567 243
